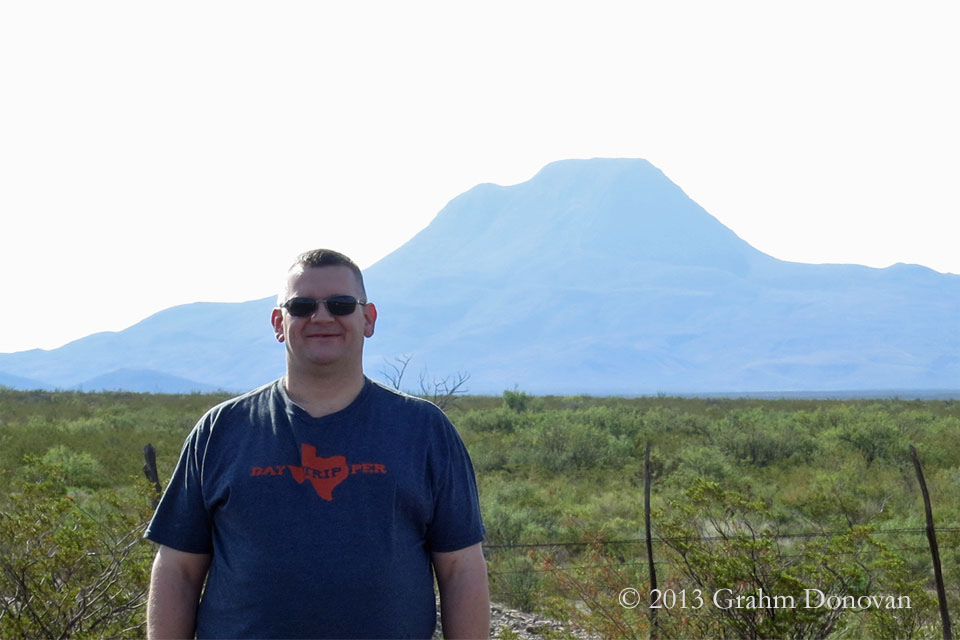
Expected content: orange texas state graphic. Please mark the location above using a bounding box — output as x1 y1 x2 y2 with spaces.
250 443 388 501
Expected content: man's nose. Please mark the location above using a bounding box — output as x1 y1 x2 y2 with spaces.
309 302 335 320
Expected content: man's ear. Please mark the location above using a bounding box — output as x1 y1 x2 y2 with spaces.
363 303 377 338
271 308 285 342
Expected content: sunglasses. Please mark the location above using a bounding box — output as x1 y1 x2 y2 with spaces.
280 296 367 318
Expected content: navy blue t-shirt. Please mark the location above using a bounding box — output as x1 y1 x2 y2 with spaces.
145 378 485 639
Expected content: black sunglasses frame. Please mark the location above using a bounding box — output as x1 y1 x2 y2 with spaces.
280 296 367 318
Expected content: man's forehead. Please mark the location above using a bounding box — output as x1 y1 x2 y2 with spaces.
286 265 364 293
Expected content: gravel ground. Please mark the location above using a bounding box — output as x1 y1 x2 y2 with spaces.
488 602 597 639
433 601 598 639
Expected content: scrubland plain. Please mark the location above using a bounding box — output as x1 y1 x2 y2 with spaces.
1 388 958 638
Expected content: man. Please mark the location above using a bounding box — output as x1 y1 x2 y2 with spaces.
145 249 489 639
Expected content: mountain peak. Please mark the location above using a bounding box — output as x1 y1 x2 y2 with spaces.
528 156 658 182
367 158 768 296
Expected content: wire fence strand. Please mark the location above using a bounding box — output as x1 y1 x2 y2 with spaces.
484 527 960 576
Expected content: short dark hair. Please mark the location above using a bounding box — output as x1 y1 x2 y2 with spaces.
281 249 367 301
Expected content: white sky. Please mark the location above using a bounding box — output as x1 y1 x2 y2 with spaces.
1 1 957 354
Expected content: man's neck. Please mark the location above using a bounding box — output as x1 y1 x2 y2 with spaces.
283 367 366 418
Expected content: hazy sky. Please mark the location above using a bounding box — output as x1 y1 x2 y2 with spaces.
1 1 957 354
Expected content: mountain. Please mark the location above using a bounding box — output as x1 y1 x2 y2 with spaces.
73 369 222 393
1 158 958 395
0 370 54 391
361 158 959 394
0 300 283 392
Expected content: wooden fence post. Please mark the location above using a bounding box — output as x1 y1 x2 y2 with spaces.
143 444 162 510
909 444 952 640
645 441 658 639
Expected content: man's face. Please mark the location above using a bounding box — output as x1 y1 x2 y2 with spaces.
271 265 377 373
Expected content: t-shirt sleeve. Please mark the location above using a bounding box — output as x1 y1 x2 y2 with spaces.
144 419 214 554
426 414 486 553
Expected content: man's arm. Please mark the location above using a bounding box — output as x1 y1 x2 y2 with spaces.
432 542 490 639
147 544 211 640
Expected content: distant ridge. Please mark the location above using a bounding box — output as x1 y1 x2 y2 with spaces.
1 158 957 395
0 299 282 392
73 368 222 394
0 370 53 391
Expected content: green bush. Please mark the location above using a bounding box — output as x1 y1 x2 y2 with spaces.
456 407 520 434
0 458 154 639
39 445 106 490
711 408 816 467
672 444 733 484
826 410 907 468
503 389 531 413
510 413 633 473
489 553 543 613
655 479 938 640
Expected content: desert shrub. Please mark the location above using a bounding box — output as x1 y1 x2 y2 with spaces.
655 479 938 639
39 445 107 490
578 406 645 439
509 412 633 473
480 482 559 545
914 415 960 468
541 535 650 640
638 406 710 438
461 428 515 473
456 407 521 434
778 461 918 537
503 389 532 413
671 444 734 484
489 552 543 613
0 458 154 639
711 408 817 467
825 410 907 469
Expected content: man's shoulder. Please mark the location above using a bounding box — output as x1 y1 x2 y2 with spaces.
363 379 464 449
366 378 447 416
200 379 281 425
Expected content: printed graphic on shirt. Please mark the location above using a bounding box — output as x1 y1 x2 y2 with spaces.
250 443 388 501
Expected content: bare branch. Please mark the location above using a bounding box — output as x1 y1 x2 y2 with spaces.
418 371 470 410
379 354 413 391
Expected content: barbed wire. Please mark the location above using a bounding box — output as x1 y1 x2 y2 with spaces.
486 545 947 577
484 527 960 577
484 526 960 551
